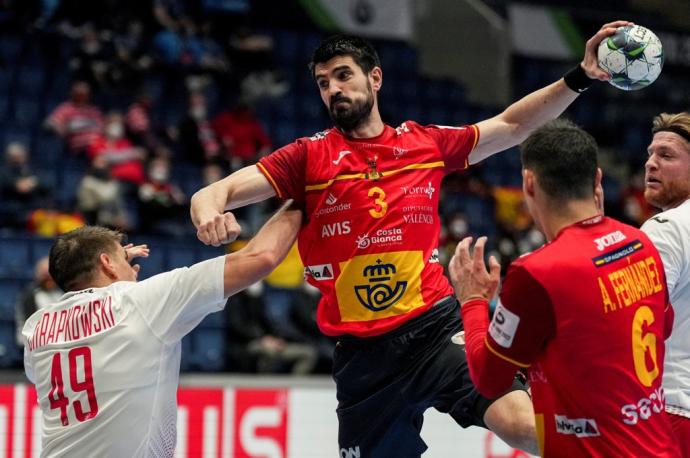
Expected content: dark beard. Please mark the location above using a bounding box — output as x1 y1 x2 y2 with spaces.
329 87 374 132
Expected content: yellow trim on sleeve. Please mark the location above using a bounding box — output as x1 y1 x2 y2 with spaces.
484 337 531 368
304 161 446 192
256 162 283 199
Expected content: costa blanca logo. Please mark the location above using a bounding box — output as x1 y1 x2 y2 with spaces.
354 259 407 312
554 415 600 438
305 264 333 281
428 248 440 264
489 301 520 348
594 230 626 251
401 182 435 200
356 228 403 249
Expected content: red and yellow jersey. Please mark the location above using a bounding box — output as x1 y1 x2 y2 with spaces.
258 121 478 336
472 216 679 457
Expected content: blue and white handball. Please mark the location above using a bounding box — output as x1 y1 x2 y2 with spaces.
597 25 664 91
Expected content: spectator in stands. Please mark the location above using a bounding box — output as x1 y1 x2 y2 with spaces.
212 102 272 170
226 278 317 374
201 161 226 187
177 91 220 163
0 142 50 228
88 111 146 190
70 23 113 90
137 156 187 235
45 80 104 154
110 20 153 92
14 257 62 345
77 155 130 229
126 92 163 152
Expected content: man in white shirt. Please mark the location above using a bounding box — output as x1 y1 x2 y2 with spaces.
640 111 690 457
22 203 301 457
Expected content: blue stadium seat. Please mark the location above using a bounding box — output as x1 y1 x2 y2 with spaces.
16 67 45 95
13 98 42 127
167 244 196 269
0 36 23 64
197 309 226 329
0 277 25 315
190 328 225 371
0 238 32 276
30 237 54 264
0 320 21 368
137 248 166 280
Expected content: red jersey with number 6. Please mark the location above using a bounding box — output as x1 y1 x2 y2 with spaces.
485 216 679 457
258 121 478 337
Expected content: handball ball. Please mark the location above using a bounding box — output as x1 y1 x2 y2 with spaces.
597 25 664 91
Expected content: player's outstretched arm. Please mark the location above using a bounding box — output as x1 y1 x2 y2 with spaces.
191 164 277 246
222 200 302 297
469 20 632 165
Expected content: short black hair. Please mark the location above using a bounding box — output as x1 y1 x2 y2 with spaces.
308 34 381 77
49 226 123 291
520 119 598 203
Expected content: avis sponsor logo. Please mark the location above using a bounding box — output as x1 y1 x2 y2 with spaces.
305 263 334 281
355 259 407 311
594 230 626 251
356 228 403 249
400 182 435 200
554 415 600 438
488 301 520 348
340 446 361 458
321 221 351 238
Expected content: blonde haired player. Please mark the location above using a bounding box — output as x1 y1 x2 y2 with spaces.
641 111 690 456
23 204 300 457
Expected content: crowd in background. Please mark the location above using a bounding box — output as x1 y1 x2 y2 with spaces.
0 0 662 374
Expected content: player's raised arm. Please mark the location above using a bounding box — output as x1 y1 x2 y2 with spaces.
469 20 632 165
190 164 276 246
222 200 302 297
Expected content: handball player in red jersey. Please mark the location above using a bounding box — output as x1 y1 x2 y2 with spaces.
191 22 632 457
450 120 681 457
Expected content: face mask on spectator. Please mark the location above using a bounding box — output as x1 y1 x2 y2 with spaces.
106 123 124 139
450 218 468 238
190 107 207 120
150 167 169 183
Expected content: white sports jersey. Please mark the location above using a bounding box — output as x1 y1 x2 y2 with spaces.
22 256 226 457
642 198 690 418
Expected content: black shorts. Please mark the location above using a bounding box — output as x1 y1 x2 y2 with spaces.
333 296 527 458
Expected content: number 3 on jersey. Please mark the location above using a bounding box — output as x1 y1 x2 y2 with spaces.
368 186 388 218
49 347 99 426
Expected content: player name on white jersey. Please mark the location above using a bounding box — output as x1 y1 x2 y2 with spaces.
28 296 117 351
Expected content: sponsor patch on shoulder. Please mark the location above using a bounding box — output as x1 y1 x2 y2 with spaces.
592 240 643 267
488 301 520 348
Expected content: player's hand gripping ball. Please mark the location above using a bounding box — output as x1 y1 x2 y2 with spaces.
597 25 664 91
